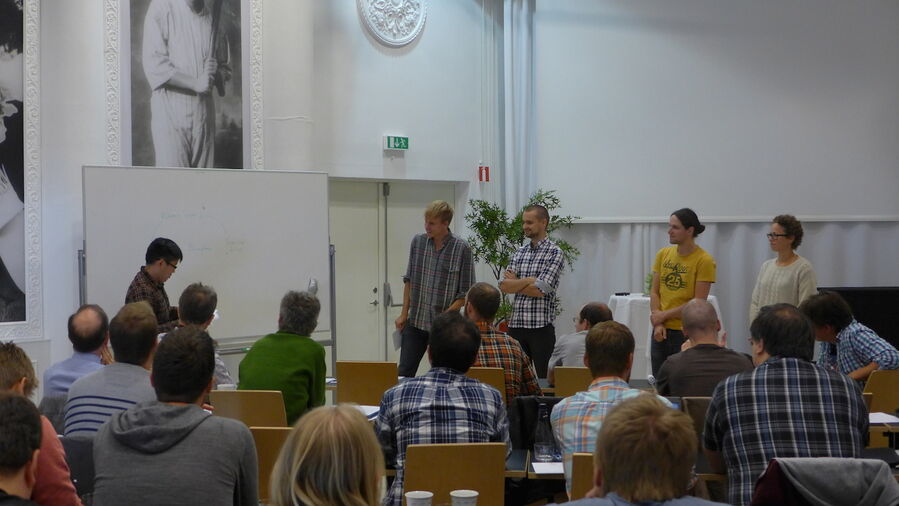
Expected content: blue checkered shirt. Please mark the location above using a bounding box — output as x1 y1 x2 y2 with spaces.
375 367 511 506
506 238 564 328
818 319 899 382
704 357 867 506
403 233 475 331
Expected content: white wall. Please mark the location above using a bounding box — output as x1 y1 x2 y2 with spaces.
534 0 899 220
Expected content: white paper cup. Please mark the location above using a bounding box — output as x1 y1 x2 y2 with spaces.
216 383 237 391
450 489 478 505
405 490 434 505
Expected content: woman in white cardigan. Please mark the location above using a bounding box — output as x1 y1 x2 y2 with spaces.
749 215 818 322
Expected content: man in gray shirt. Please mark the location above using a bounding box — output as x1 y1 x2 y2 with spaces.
655 299 753 397
547 302 612 386
92 326 258 506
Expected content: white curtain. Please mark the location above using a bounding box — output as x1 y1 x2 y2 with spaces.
552 221 899 354
502 0 537 213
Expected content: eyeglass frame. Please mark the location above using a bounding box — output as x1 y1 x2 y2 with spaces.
165 260 179 270
766 233 789 239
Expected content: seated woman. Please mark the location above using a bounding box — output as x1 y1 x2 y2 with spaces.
270 404 384 506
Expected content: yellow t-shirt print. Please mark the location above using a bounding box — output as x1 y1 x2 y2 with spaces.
652 246 716 330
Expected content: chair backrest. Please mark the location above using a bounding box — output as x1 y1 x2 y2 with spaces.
210 390 288 427
570 452 594 500
554 367 593 398
681 397 712 451
466 367 506 403
335 361 398 405
864 369 899 415
403 443 506 505
38 395 67 435
250 426 292 504
862 392 873 412
60 435 95 499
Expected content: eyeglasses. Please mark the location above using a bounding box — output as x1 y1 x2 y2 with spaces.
766 233 789 239
572 316 580 323
165 260 179 270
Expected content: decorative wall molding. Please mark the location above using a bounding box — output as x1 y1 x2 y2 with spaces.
249 0 263 169
1 0 43 339
103 0 120 165
357 0 427 47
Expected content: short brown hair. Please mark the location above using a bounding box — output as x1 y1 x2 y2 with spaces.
0 342 37 397
424 200 453 225
773 214 804 249
109 301 158 365
585 321 634 378
524 204 549 223
466 282 501 321
596 395 696 502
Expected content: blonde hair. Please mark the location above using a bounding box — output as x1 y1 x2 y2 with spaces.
424 200 453 225
270 405 384 506
596 395 696 502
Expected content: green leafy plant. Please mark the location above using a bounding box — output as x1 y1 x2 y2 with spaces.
465 189 581 323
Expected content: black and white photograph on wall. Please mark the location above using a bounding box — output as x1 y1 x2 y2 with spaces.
0 0 26 322
129 0 243 169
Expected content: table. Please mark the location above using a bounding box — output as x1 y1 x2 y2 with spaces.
607 294 724 380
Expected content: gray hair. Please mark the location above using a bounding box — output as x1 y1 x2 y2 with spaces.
279 291 320 336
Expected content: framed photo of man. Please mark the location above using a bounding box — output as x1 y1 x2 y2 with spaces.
107 0 263 169
0 0 42 337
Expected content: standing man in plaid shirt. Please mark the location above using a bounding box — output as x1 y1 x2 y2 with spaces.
465 282 541 402
125 237 182 333
395 201 475 377
500 204 564 378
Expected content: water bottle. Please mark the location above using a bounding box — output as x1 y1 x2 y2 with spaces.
533 402 556 462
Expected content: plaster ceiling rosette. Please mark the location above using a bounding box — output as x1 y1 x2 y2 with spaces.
357 0 427 47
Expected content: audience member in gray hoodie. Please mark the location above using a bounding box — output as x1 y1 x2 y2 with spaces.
92 326 258 506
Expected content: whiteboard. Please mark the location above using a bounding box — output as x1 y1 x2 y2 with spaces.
83 166 331 340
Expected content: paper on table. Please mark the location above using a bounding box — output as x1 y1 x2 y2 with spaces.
532 462 564 474
870 412 899 424
355 405 380 419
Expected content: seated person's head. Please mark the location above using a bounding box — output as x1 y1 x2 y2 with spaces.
0 342 37 397
278 291 320 336
152 326 215 404
0 393 42 500
799 291 854 342
465 282 501 322
577 302 613 331
109 301 159 366
270 405 384 506
681 299 720 342
178 282 218 326
584 321 634 380
428 312 481 373
593 395 696 502
68 304 109 353
749 303 815 365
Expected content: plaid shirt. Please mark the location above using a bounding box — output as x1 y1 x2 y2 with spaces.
704 357 867 506
506 238 564 328
551 378 669 491
473 321 542 401
375 367 510 506
403 233 474 331
125 267 178 332
818 319 899 381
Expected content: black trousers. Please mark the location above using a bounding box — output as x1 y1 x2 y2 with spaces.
508 325 556 379
398 325 430 377
650 328 686 378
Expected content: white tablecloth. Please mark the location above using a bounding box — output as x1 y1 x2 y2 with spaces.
607 294 724 380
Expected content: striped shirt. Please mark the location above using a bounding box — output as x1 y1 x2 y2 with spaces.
403 232 475 331
703 357 867 506
551 378 670 491
375 367 510 506
507 238 564 328
818 319 899 381
64 363 157 438
473 321 542 401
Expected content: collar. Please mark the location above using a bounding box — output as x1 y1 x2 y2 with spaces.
835 320 859 343
139 266 163 287
587 376 629 391
528 236 550 250
71 351 102 363
475 320 494 333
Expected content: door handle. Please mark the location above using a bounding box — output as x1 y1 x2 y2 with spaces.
369 298 379 306
384 282 405 308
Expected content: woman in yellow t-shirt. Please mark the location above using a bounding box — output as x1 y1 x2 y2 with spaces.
650 208 717 377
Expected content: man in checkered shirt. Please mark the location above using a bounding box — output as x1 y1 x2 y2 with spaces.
800 290 899 383
500 204 564 378
395 200 475 377
703 304 867 506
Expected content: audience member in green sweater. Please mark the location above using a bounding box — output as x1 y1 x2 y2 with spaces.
238 291 326 425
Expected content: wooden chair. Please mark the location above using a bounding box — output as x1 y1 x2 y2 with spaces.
250 427 292 503
403 443 506 505
553 367 593 398
570 452 594 500
864 369 899 414
209 390 288 427
335 361 398 405
681 397 712 451
466 367 506 402
863 392 873 412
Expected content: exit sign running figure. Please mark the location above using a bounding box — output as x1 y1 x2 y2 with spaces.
383 136 410 150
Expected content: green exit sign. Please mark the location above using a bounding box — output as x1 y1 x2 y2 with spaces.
383 136 409 150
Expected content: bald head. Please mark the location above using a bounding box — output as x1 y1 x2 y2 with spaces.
68 305 109 353
681 299 719 343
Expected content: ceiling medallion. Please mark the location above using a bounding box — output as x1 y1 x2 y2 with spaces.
357 0 427 47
